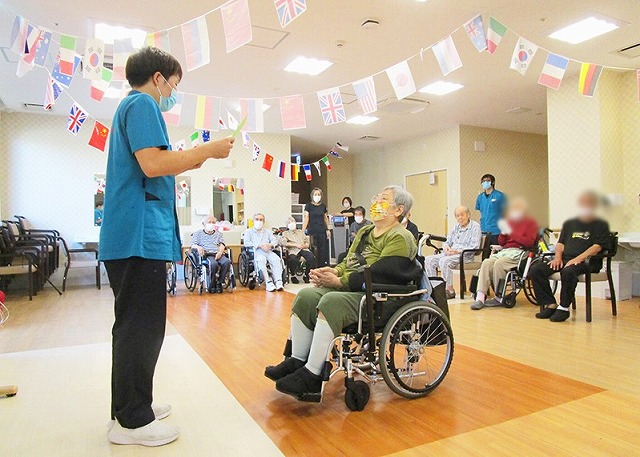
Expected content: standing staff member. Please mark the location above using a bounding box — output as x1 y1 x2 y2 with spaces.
303 188 331 267
475 174 507 258
100 47 234 447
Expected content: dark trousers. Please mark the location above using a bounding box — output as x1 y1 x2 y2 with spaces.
205 253 231 287
287 250 315 276
529 259 599 308
104 257 167 429
311 233 329 267
482 233 500 259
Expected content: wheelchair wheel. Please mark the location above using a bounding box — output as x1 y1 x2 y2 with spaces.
344 378 370 412
166 262 177 296
248 279 256 290
183 259 196 291
237 256 249 287
379 301 453 399
503 292 517 309
524 278 558 305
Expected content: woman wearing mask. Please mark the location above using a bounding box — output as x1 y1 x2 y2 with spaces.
336 197 355 226
303 188 330 267
99 47 234 446
349 206 372 242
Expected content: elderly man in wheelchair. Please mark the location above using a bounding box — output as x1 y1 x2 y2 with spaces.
242 213 284 292
264 185 453 411
189 215 231 294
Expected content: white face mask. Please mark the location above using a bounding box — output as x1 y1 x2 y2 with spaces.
354 216 364 224
204 223 215 233
313 195 322 203
509 210 524 221
288 222 297 231
254 220 264 230
578 206 595 218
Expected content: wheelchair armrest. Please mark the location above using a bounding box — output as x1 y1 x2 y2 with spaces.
427 234 447 243
371 283 417 294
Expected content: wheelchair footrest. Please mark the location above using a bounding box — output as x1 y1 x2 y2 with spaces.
298 392 322 403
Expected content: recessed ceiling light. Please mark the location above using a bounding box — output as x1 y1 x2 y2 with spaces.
419 81 464 96
283 56 333 76
95 23 147 47
548 16 619 44
346 115 379 125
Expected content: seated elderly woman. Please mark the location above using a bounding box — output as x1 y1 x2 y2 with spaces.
424 206 482 299
264 185 418 401
471 197 538 310
279 217 316 284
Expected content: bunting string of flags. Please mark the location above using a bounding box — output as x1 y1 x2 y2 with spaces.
6 4 640 161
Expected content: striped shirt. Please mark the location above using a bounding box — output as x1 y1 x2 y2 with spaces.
444 220 482 260
191 230 225 254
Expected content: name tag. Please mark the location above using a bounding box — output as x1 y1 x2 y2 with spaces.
491 199 497 202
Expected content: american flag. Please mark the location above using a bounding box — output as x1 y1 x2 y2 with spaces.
273 0 307 28
44 76 62 110
352 76 377 115
67 103 87 136
317 88 346 126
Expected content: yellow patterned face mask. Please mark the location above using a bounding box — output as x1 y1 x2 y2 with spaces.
370 199 390 222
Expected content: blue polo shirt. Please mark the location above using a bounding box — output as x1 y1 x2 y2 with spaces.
475 189 507 235
99 91 182 262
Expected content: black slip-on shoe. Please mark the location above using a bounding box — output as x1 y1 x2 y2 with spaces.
275 367 322 402
264 357 306 382
550 309 571 322
535 307 557 319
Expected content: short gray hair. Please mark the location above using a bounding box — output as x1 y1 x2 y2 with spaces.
454 206 470 216
383 185 413 219
253 212 265 220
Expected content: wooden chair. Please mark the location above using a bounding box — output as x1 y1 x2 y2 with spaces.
59 237 101 292
547 232 618 322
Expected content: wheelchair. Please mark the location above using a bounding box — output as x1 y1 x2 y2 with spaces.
184 248 236 295
237 245 287 290
166 261 177 296
280 266 453 411
281 247 311 284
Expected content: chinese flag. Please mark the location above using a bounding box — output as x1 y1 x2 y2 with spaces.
262 153 274 172
88 121 109 152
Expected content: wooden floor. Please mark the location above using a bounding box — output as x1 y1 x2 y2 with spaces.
2 281 640 455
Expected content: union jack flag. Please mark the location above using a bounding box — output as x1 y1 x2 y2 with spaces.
352 76 377 115
273 0 307 28
317 88 346 126
67 103 87 136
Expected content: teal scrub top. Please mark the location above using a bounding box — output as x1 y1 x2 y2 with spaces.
99 91 182 262
475 189 506 235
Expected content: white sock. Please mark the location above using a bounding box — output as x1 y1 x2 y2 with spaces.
557 305 570 312
290 315 313 361
476 291 486 303
305 319 335 376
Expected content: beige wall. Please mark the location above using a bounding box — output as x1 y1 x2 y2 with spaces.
0 112 291 244
352 126 462 228
326 156 354 214
547 70 639 233
459 125 549 227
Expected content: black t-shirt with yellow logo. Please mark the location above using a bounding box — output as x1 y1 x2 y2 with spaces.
558 218 610 269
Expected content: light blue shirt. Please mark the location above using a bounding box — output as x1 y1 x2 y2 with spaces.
243 228 277 252
99 91 181 262
444 220 482 261
475 189 507 235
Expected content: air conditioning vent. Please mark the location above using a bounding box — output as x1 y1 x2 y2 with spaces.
615 42 640 58
359 135 380 141
23 103 45 110
378 96 429 114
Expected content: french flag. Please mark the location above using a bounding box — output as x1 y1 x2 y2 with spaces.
538 54 569 90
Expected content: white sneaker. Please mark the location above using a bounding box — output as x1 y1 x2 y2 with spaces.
266 281 276 292
108 419 179 447
275 281 284 291
107 403 171 430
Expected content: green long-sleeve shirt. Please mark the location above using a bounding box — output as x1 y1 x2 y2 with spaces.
334 224 417 289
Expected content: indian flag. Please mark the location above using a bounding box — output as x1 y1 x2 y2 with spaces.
486 17 507 54
579 63 603 97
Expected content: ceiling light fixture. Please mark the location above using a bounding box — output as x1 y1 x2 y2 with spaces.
419 81 464 96
95 23 148 48
283 56 333 75
548 16 619 44
346 115 379 125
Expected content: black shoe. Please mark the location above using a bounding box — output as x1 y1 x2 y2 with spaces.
276 367 322 402
535 307 557 319
291 276 299 284
303 276 310 284
550 309 570 322
216 283 223 293
264 357 306 381
207 286 215 294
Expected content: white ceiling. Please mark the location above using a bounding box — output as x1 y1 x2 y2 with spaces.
1 0 639 156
